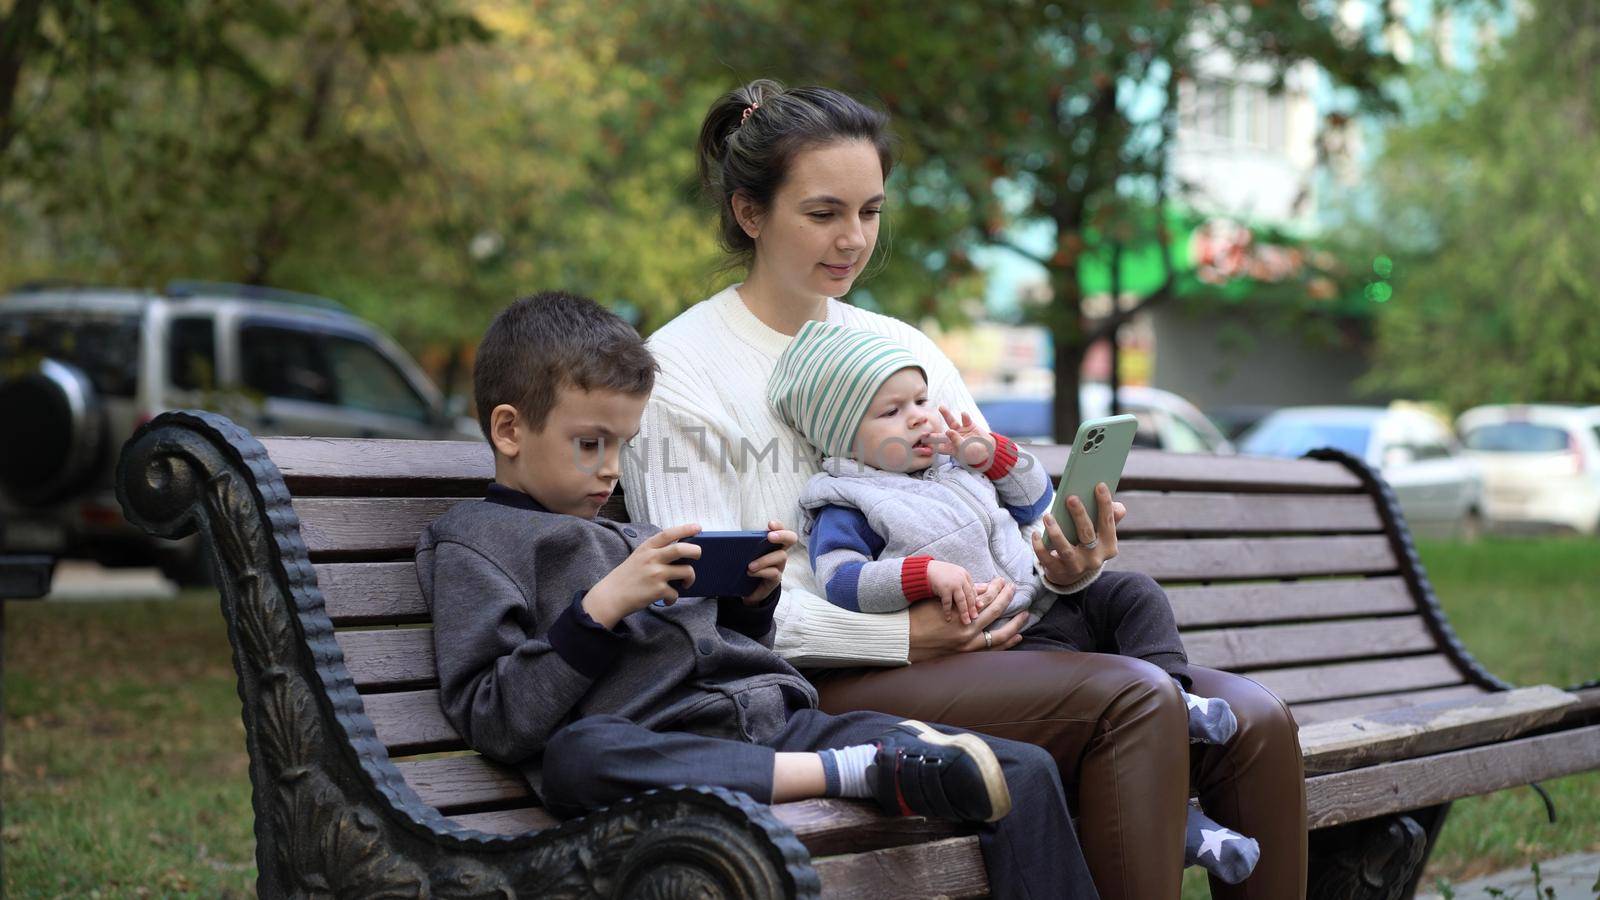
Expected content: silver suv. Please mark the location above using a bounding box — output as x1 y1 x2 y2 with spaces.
0 281 479 582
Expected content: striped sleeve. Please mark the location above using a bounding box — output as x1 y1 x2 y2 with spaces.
985 435 1054 526
809 505 936 613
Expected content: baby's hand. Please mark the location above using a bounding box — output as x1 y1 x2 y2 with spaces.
743 520 797 605
938 405 996 470
927 560 977 624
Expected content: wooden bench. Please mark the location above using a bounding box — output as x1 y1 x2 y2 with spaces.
115 410 1600 899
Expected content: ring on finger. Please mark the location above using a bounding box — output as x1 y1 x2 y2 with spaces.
1081 538 1099 550
983 628 993 650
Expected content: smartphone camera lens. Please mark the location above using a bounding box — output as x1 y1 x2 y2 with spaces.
1086 428 1105 452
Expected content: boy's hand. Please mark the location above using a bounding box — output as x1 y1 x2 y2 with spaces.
743 520 797 606
584 523 701 628
926 560 978 624
937 405 996 470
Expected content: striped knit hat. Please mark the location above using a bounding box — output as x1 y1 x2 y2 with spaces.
768 321 926 459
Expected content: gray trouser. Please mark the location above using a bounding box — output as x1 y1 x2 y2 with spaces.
542 708 1098 899
1020 569 1193 688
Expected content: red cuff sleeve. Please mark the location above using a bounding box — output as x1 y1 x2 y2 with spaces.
983 433 1020 480
900 556 935 603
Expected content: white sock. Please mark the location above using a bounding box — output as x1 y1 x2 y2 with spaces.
819 744 878 798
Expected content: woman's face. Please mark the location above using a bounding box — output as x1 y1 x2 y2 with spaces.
741 139 884 304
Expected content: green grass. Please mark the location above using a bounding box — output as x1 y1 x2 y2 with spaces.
3 594 255 898
5 537 1597 898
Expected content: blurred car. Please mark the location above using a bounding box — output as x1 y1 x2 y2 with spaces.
0 280 480 582
1205 404 1279 442
1237 405 1484 538
1456 404 1600 535
976 383 1235 454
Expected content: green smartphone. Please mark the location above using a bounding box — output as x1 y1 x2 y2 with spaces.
1043 414 1139 549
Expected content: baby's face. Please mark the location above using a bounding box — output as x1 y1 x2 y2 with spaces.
852 367 937 472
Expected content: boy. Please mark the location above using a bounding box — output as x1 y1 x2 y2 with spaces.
415 292 1097 898
768 320 1261 885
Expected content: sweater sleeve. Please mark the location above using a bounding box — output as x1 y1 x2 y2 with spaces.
423 540 620 764
984 434 1054 526
809 504 936 613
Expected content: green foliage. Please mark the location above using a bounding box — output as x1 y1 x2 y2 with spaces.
621 0 1405 435
1358 0 1600 408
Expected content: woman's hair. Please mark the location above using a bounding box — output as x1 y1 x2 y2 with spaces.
696 79 894 264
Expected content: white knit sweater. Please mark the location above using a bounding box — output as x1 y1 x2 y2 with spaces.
620 285 988 668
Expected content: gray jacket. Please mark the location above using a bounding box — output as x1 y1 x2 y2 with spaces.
799 449 1058 623
416 485 819 796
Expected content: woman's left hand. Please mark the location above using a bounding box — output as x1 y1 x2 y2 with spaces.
1031 483 1125 585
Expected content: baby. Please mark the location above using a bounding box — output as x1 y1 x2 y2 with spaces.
769 320 1261 885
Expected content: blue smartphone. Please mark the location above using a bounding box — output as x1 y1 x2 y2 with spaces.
661 531 780 600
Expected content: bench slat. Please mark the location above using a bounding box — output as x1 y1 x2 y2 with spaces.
813 836 988 900
263 437 1364 498
337 615 1447 697
317 566 1423 633
448 806 558 835
1114 492 1383 536
364 689 464 755
395 754 528 813
295 497 456 560
1289 685 1489 726
317 562 429 625
1026 445 1365 493
335 628 436 691
262 437 492 497
1298 685 1578 775
1168 577 1416 628
768 798 967 857
419 757 970 857
1185 616 1437 671
1244 654 1464 705
1305 724 1600 828
1110 535 1397 582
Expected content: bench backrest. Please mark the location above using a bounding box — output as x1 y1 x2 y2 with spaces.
262 437 1498 831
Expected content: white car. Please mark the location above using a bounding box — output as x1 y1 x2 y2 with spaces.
1456 404 1600 535
1238 405 1485 539
976 384 1235 455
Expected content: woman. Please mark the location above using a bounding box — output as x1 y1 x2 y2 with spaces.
620 79 1306 900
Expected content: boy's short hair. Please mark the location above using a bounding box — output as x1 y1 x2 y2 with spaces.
473 291 656 440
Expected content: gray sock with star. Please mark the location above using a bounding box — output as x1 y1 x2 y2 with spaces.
1182 688 1238 745
1184 806 1260 885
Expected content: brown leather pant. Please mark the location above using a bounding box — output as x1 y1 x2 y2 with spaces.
812 652 1307 900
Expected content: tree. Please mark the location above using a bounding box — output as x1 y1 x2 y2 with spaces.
1357 0 1600 408
624 0 1408 438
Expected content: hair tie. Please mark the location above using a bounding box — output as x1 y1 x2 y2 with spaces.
740 102 760 126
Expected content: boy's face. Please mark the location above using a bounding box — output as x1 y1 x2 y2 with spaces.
852 367 937 473
489 385 646 518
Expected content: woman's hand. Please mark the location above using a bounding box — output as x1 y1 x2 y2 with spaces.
908 578 1029 662
1032 483 1122 587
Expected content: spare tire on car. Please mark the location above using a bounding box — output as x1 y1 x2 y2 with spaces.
0 358 107 507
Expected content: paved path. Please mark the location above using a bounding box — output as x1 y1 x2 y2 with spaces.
1418 850 1600 899
43 561 176 602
